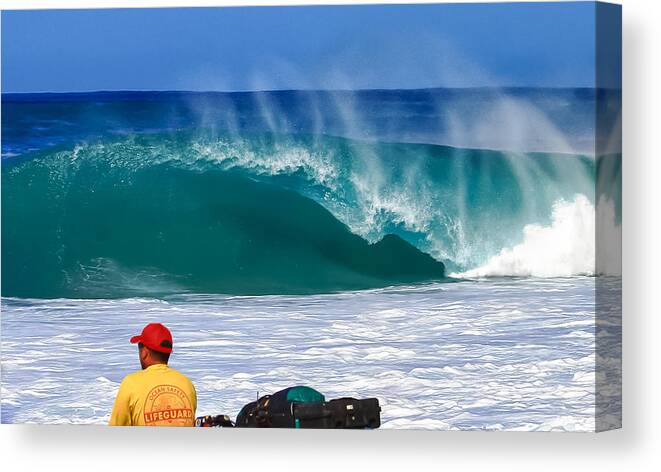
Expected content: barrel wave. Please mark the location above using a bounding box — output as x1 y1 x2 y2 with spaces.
2 128 601 298
2 135 449 298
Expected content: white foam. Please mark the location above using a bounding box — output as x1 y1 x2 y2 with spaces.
2 277 617 431
347 169 434 238
455 194 602 278
192 139 339 189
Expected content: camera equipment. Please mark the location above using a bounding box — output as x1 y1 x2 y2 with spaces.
195 414 234 427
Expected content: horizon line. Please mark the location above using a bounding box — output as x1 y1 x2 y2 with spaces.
1 85 611 96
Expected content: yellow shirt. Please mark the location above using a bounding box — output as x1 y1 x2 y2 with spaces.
109 364 197 426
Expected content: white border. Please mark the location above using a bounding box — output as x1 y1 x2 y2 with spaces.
3 1 660 472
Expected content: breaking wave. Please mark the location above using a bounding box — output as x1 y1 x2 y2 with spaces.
2 131 603 297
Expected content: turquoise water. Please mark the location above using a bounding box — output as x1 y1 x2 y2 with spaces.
2 131 595 298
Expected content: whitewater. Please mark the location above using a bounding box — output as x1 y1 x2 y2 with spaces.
0 277 621 430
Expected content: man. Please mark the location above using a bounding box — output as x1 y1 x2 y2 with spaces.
109 323 197 426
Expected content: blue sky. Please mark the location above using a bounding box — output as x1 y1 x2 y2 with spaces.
2 2 603 93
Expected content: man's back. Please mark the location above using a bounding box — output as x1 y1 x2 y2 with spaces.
109 364 197 426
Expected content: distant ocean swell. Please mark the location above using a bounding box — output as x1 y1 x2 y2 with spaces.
1 130 615 298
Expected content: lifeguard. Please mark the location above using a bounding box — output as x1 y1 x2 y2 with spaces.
109 323 197 427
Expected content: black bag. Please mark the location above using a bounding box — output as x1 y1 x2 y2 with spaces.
235 386 324 428
234 394 280 427
235 386 381 429
293 397 381 429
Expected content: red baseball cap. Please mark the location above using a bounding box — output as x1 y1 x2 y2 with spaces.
130 323 173 353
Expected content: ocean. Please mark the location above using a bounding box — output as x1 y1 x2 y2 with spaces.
1 88 621 429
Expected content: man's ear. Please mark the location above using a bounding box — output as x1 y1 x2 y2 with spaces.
139 346 149 362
